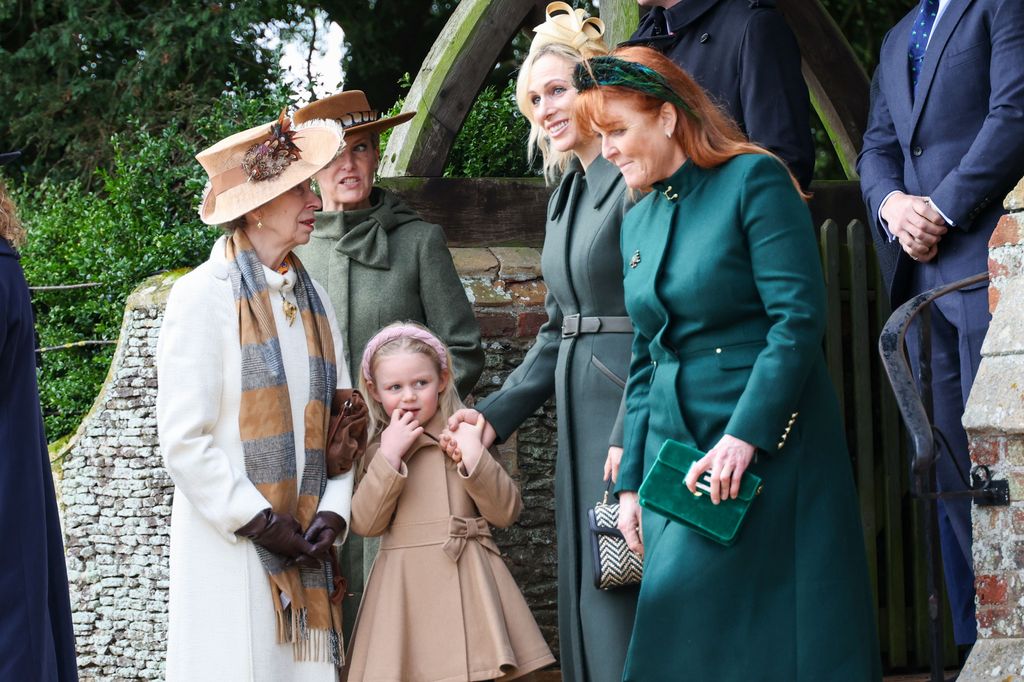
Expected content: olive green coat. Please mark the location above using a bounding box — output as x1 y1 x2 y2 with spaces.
295 187 484 397
617 156 881 681
476 156 638 682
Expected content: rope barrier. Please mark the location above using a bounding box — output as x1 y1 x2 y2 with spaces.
36 339 115 353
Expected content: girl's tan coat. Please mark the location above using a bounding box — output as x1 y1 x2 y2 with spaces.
345 414 554 682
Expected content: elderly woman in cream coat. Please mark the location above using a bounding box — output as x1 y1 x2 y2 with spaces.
157 114 352 681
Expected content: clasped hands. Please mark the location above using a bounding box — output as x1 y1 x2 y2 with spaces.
377 407 490 476
880 191 948 263
235 508 345 569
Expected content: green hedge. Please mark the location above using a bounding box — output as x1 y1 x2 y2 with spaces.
17 90 292 439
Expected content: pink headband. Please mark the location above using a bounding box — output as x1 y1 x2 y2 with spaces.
361 325 449 383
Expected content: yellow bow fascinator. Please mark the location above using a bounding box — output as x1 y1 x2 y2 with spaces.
530 1 607 57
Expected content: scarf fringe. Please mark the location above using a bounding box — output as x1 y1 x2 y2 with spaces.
275 605 344 666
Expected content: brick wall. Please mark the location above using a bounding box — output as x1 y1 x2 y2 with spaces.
61 248 561 679
960 177 1024 680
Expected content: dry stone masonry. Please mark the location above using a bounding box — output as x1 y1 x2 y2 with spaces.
960 177 1024 681
61 249 559 679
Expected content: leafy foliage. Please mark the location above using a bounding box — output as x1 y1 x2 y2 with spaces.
16 89 291 438
0 0 297 185
444 79 534 179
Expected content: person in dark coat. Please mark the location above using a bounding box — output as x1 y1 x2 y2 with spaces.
0 150 79 681
857 0 1024 646
626 0 815 190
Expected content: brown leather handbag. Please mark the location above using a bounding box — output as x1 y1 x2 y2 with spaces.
326 388 369 477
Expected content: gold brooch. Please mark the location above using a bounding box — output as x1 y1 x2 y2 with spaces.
630 250 641 269
662 185 679 201
281 295 298 326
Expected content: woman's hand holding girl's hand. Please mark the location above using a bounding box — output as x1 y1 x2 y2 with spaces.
438 432 463 464
616 491 644 555
447 408 497 448
684 434 756 505
447 415 487 475
380 409 424 471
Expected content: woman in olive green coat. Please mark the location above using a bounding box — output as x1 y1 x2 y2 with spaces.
575 48 882 681
449 6 638 682
293 90 484 398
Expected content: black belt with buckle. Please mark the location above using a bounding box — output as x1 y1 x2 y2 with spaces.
561 314 633 338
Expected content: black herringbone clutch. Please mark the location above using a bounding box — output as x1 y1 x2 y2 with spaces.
588 483 643 590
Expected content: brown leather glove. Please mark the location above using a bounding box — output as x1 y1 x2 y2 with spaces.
301 511 347 565
235 509 316 562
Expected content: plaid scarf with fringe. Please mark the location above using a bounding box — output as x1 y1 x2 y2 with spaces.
225 230 344 665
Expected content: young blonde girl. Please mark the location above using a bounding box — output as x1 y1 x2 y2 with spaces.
345 322 554 682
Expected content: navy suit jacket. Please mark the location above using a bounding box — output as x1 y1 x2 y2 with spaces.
857 0 1024 306
628 0 815 190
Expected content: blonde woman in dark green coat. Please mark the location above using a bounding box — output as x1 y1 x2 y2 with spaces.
574 47 882 681
449 5 638 681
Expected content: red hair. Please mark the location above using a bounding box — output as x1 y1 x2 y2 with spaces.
573 46 808 198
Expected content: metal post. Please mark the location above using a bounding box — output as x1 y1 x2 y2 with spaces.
916 306 946 682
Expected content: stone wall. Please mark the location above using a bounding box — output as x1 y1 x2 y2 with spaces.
61 248 559 680
960 178 1024 681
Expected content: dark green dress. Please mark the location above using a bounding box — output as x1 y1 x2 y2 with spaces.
616 155 881 681
476 156 638 682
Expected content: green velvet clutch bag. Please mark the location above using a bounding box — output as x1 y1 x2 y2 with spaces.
638 439 764 546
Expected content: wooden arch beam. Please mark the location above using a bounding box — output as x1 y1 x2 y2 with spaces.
776 0 870 179
379 0 542 177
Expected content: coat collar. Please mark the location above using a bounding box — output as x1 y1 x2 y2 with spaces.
663 0 723 34
0 238 18 259
585 155 625 211
549 155 623 221
652 159 703 202
312 188 393 269
910 0 973 132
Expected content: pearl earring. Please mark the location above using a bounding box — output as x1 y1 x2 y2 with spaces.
257 219 264 230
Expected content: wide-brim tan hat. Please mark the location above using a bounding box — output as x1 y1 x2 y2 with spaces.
196 116 343 225
293 90 415 139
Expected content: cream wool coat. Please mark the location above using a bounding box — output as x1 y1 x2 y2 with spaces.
345 413 555 682
157 236 354 682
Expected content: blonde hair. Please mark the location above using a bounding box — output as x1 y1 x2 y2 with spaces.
574 46 808 199
358 321 463 439
516 41 609 184
0 179 26 248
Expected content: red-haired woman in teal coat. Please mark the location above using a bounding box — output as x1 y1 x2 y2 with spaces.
574 49 882 681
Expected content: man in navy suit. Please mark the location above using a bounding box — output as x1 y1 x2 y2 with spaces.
858 0 1024 646
627 0 815 190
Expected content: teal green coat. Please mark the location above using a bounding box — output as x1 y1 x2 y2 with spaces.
617 155 881 681
476 156 637 682
295 188 484 397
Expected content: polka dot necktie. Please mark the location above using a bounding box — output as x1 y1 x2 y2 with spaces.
908 0 940 95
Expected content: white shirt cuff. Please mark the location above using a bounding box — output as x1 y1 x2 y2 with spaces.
929 200 955 227
879 190 902 242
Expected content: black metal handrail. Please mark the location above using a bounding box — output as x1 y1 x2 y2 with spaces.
878 270 1010 682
